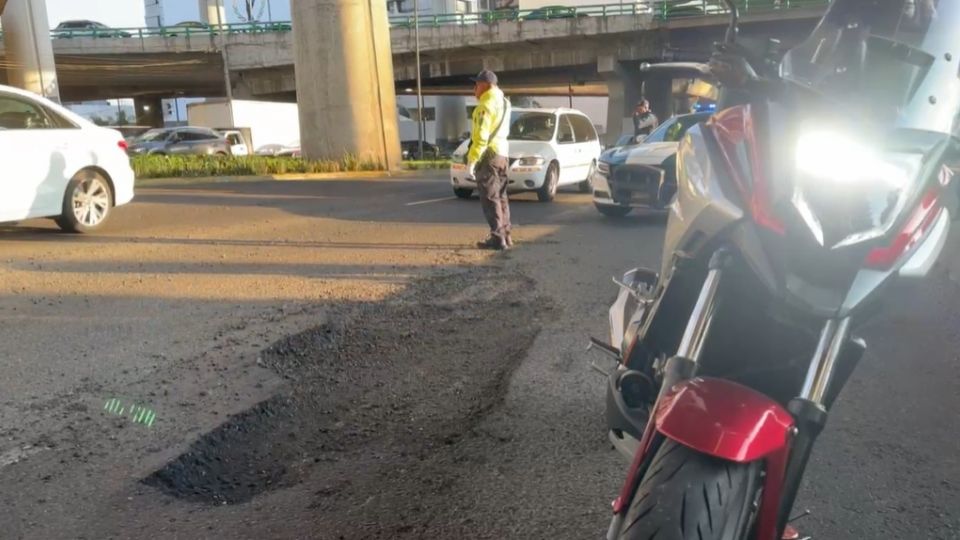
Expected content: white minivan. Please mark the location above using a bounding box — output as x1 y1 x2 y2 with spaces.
451 108 603 202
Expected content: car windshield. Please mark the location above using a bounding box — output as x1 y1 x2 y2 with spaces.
137 129 173 142
615 134 635 147
643 114 708 143
508 112 556 141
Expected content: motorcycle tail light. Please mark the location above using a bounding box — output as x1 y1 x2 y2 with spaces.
708 106 785 235
864 188 942 270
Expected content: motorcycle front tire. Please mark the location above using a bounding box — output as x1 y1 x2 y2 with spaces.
617 439 763 540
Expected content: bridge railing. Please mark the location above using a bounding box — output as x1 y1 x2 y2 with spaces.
40 21 294 40
388 0 828 27
0 0 826 41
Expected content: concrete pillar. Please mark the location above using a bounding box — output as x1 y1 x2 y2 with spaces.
199 0 227 25
1 0 59 101
135 96 164 128
434 95 467 152
291 0 402 169
598 57 642 146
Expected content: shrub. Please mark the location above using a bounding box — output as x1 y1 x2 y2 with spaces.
131 155 383 179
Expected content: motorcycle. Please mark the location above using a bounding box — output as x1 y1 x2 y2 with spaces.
591 1 960 538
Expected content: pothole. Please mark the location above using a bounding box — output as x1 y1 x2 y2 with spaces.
141 269 549 506
142 396 303 505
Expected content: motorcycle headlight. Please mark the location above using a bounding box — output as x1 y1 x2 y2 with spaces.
517 156 545 166
792 130 922 248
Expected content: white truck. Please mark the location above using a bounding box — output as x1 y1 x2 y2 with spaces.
187 99 301 156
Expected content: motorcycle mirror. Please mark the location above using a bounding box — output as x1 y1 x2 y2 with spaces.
612 275 641 300
722 0 739 45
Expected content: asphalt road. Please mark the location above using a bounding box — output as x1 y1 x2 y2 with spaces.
0 173 957 539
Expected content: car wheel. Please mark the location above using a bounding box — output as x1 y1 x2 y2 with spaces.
579 161 596 193
595 203 632 218
215 151 228 156
56 169 113 233
453 187 473 199
537 162 560 202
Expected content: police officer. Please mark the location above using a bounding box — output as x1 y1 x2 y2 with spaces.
465 70 513 250
632 99 659 137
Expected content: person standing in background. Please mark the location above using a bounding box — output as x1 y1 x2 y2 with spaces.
464 70 513 250
632 99 659 137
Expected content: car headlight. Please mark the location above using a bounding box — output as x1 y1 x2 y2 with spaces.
597 162 610 176
792 129 922 248
517 156 545 166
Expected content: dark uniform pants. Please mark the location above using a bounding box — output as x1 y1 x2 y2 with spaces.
476 154 511 243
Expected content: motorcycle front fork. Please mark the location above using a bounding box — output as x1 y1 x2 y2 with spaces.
611 247 855 538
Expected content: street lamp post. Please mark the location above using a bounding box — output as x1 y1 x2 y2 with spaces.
414 0 424 160
215 0 235 126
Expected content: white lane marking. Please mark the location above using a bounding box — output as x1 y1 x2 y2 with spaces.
0 445 49 469
405 196 457 207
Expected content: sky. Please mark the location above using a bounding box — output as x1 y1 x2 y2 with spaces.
43 0 291 28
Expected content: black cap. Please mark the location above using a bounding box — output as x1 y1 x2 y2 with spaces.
470 69 498 85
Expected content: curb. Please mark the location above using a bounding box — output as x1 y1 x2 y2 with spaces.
136 169 444 187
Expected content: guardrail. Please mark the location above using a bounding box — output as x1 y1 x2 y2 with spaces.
42 21 292 40
0 0 826 41
388 0 828 27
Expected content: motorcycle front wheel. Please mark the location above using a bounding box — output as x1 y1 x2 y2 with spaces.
617 439 763 540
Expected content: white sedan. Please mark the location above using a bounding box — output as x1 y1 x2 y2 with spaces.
0 84 134 232
450 108 602 202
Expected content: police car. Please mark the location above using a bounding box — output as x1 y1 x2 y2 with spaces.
591 111 712 217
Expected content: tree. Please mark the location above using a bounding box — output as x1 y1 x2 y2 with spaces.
90 115 110 126
116 109 130 126
233 0 267 22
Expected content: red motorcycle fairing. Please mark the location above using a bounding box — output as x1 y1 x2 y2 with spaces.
654 377 796 540
613 377 795 539
654 377 794 462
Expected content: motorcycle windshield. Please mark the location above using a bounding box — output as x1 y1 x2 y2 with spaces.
780 0 960 136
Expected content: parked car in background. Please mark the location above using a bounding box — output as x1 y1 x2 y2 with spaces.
255 141 301 157
647 0 728 17
450 108 602 202
127 127 231 156
0 84 134 232
480 8 520 22
114 125 152 142
53 20 132 38
522 5 585 20
401 140 441 160
591 111 712 217
166 21 212 36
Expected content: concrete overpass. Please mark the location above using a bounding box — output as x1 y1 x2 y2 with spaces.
0 5 823 100
0 4 824 137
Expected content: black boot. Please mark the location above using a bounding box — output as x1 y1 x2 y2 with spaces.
476 236 507 251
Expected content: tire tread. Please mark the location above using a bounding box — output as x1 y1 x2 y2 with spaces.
617 440 761 540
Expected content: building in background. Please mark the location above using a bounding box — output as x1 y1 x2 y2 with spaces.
145 0 197 27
